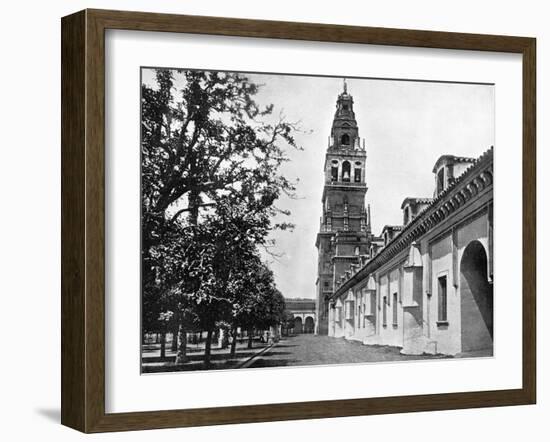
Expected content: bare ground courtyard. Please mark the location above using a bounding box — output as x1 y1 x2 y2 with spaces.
248 334 450 369
142 334 451 373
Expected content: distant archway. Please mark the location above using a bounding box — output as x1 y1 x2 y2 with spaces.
460 240 493 353
304 316 315 334
341 133 350 145
294 316 303 334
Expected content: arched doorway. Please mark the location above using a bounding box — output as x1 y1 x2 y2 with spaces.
304 317 314 334
460 240 493 353
294 316 303 334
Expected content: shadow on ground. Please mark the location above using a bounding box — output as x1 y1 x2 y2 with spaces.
249 358 300 368
142 350 260 364
35 408 60 423
142 334 464 373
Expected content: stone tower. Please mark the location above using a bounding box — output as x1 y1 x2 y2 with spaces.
315 80 371 335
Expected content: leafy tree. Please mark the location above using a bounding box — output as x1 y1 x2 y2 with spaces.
191 200 274 365
141 68 299 238
229 261 286 350
141 68 300 365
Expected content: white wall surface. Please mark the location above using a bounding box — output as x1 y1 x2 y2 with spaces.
0 0 546 440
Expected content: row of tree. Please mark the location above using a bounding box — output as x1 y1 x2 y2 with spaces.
141 68 300 366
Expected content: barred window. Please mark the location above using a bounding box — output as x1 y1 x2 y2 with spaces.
392 293 398 327
438 276 448 322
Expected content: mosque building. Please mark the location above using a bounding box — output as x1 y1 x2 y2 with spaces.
316 81 494 356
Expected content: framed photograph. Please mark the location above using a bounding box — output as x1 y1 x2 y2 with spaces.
61 9 536 433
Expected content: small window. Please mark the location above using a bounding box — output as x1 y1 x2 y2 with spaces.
342 104 349 111
341 134 350 145
438 276 448 322
382 296 387 327
345 301 354 320
323 281 329 288
331 166 338 181
437 168 445 194
392 293 398 327
354 168 361 183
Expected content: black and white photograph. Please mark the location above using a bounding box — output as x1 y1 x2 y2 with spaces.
140 67 494 374
1 0 543 438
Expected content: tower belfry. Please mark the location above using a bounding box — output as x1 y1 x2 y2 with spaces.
315 80 371 335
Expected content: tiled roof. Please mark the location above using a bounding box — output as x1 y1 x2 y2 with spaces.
381 225 403 232
431 154 477 173
400 197 434 209
332 147 494 299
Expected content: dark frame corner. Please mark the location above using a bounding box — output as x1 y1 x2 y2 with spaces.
61 8 536 433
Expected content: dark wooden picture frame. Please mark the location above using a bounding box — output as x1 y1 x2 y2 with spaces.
61 9 536 433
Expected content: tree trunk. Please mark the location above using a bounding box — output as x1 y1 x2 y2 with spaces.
175 323 188 364
171 324 178 352
204 329 214 366
189 187 200 226
160 331 166 360
247 328 254 349
219 328 230 349
230 326 238 358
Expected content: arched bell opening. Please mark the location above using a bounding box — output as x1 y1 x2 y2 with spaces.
342 161 351 182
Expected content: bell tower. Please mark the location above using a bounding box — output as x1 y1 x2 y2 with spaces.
315 80 371 335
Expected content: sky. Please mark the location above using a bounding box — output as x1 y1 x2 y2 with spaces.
142 69 495 300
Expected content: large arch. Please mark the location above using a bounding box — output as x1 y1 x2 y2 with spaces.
294 316 303 334
304 316 315 334
460 240 493 353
